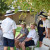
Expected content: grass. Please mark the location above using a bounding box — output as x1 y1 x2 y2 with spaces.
8 27 39 50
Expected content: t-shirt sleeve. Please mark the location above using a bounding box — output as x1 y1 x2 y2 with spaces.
24 29 29 35
46 20 50 28
12 21 17 29
1 21 3 28
27 30 37 39
20 29 29 35
32 31 37 39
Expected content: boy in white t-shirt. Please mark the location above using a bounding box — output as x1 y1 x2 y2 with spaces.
1 10 17 50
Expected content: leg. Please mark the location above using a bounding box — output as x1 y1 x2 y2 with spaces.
15 39 20 48
21 42 26 50
4 47 8 50
19 42 22 48
10 47 14 50
39 41 42 47
39 36 42 47
3 37 8 50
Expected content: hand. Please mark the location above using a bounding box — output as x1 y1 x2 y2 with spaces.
17 38 19 40
22 41 25 45
48 37 50 39
45 36 48 38
43 32 45 35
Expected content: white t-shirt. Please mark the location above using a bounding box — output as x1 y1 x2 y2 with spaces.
1 17 17 39
43 19 50 36
27 29 39 45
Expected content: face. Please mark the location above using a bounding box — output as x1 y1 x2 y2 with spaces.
42 17 46 21
48 13 50 16
30 25 35 29
21 24 25 28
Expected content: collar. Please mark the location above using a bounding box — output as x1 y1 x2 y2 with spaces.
6 17 11 20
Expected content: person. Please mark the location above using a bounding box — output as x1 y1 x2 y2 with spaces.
15 22 29 50
0 26 4 50
37 17 45 47
1 10 17 50
40 12 50 39
20 23 38 50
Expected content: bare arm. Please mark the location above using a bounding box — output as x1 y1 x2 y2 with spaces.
43 30 46 35
17 34 26 40
13 29 16 38
24 38 32 42
16 33 21 39
47 28 50 38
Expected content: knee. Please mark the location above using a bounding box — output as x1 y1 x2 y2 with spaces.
22 42 25 46
19 42 22 46
10 47 14 50
4 47 8 50
15 39 19 44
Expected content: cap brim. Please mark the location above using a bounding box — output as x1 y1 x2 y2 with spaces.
4 13 15 16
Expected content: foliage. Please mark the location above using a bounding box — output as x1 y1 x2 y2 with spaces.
0 0 10 15
0 0 50 15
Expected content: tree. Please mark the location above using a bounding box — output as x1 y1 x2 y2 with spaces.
5 0 50 13
0 0 10 16
0 0 50 15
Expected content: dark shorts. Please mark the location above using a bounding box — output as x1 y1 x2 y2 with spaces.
3 37 14 47
25 40 35 47
39 35 45 41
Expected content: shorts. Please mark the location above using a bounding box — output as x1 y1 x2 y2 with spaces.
39 35 45 41
25 40 35 47
3 37 14 47
19 38 25 42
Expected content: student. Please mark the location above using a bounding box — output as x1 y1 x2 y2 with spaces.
40 12 50 39
15 22 29 50
20 23 38 50
0 26 4 50
1 10 17 50
37 17 45 47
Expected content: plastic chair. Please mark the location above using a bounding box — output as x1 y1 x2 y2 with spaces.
35 38 50 50
29 45 37 50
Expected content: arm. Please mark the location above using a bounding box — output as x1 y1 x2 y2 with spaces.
43 30 46 35
13 29 16 38
24 38 32 42
16 33 21 39
17 34 26 40
47 28 50 38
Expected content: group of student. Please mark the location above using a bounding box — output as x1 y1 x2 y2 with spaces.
0 10 38 50
0 10 50 50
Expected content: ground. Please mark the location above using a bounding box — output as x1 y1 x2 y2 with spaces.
8 27 39 50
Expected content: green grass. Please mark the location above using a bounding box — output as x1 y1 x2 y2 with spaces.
8 27 39 50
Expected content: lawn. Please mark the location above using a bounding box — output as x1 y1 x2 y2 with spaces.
8 27 39 50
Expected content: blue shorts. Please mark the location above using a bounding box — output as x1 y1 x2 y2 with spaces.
3 37 14 47
39 35 45 41
25 40 35 47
